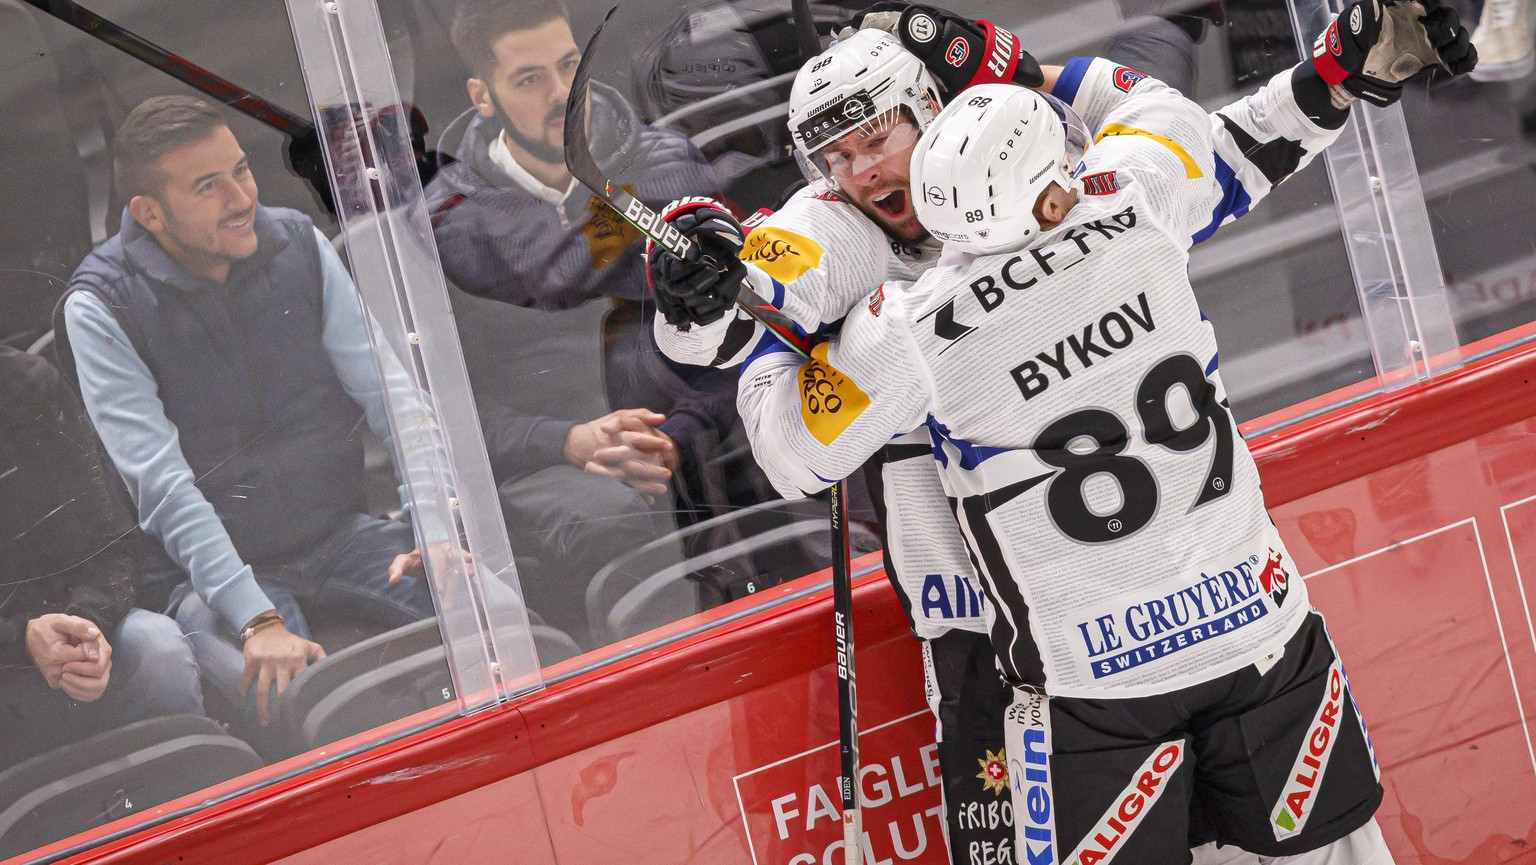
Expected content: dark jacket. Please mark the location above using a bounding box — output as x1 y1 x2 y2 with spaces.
0 347 137 668
424 86 746 499
425 82 717 309
65 206 368 566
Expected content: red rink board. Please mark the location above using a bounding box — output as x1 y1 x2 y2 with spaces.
27 337 1536 865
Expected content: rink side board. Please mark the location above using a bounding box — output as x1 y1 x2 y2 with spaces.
23 330 1536 865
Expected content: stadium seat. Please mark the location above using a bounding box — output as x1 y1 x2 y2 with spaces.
586 499 830 643
0 715 262 860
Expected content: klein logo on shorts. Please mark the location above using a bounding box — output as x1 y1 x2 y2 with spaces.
867 286 885 317
739 226 825 284
1112 66 1147 92
1065 742 1184 865
798 342 869 446
1006 693 1055 865
1080 171 1119 196
1271 662 1346 840
946 37 969 67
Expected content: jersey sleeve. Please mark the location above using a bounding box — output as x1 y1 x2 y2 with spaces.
654 185 891 370
1050 56 1158 132
1196 63 1351 242
1079 74 1225 244
737 283 931 499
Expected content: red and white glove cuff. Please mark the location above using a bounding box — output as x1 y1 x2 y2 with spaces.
966 20 1023 88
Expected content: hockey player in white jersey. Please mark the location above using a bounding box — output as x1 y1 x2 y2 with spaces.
672 2 1474 861
648 2 1472 860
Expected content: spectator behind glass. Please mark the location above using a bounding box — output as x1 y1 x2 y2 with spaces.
423 0 773 643
59 97 435 728
0 346 202 769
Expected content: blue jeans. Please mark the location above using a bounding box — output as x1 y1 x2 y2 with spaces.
169 514 433 724
0 608 203 769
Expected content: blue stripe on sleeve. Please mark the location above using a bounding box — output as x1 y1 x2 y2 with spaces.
1052 56 1094 106
1192 154 1252 245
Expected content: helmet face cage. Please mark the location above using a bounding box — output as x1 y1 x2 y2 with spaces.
787 30 940 188
800 105 922 184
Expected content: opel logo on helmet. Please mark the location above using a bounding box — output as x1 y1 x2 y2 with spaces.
907 12 938 43
844 99 866 119
926 185 947 205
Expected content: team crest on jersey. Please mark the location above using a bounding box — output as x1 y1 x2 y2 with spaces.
1112 66 1148 91
1257 548 1291 607
867 286 885 317
976 748 1009 796
811 188 845 203
946 37 969 67
798 343 869 445
739 226 825 284
1081 170 1119 196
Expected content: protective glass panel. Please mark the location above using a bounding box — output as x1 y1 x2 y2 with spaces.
1400 14 1536 357
0 0 533 858
372 0 844 665
1020 0 1383 422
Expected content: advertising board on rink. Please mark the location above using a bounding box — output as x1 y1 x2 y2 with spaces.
733 711 950 865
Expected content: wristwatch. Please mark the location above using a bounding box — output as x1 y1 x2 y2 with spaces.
240 610 284 642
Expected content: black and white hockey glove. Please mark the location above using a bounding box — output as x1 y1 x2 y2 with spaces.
1312 0 1477 108
645 198 746 329
851 2 1045 92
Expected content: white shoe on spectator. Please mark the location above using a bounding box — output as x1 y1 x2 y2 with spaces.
1471 0 1536 81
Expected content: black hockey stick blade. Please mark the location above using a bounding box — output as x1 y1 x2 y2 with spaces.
563 4 813 359
829 477 861 863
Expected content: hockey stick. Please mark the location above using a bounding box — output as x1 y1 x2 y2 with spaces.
564 5 812 359
565 12 858 859
782 7 860 861
22 0 313 136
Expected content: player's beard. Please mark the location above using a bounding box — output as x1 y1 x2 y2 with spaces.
490 93 564 166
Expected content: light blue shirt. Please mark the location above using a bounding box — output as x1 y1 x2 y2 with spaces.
66 227 409 632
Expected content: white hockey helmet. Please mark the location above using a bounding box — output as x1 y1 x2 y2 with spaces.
786 28 942 187
911 83 1091 255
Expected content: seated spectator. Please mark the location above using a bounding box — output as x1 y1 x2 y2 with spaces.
0 346 202 769
59 96 434 728
424 0 773 642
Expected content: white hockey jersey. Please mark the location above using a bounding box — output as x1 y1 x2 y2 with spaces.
738 65 1347 698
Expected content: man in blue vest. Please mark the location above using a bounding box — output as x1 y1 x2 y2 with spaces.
61 96 435 728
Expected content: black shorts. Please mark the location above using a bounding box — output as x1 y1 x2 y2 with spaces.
928 629 1016 865
1005 611 1383 864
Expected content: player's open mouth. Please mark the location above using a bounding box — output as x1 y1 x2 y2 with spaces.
872 189 908 218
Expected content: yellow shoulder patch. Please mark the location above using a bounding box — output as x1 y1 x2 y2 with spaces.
740 226 825 284
1094 123 1204 179
798 342 870 446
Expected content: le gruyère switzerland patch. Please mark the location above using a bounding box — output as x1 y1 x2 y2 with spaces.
583 184 642 269
740 226 825 284
798 342 869 446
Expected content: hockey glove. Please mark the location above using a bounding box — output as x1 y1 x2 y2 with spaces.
645 198 747 329
1313 0 1477 108
852 2 1045 91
